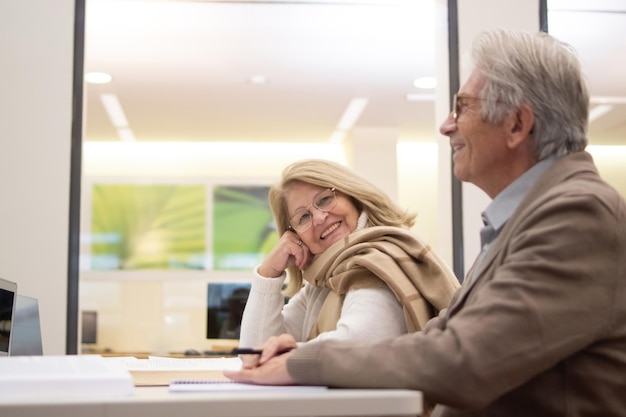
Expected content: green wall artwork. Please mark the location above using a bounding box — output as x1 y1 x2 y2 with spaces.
90 184 206 270
212 185 277 270
89 183 277 271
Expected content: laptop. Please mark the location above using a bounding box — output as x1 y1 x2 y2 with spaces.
10 294 43 356
0 277 18 356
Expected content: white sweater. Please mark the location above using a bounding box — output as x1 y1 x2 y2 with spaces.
238 266 406 348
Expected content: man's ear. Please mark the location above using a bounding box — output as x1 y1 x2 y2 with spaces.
507 103 535 149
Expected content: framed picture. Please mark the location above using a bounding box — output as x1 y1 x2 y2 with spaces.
86 181 278 272
212 185 277 270
90 183 206 270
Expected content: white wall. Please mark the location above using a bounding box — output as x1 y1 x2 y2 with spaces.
587 146 626 198
0 1 76 354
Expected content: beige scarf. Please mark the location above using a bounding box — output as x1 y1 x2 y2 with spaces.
303 226 459 340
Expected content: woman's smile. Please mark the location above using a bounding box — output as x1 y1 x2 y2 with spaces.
320 221 341 239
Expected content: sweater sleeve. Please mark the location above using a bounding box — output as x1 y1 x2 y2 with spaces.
238 266 289 347
239 266 312 346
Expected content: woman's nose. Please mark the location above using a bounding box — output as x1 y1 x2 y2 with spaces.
311 207 329 224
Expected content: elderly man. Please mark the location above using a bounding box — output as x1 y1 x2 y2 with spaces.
225 29 626 417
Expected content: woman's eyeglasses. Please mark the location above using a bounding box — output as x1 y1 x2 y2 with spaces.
289 188 337 233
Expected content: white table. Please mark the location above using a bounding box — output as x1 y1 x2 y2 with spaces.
0 386 423 417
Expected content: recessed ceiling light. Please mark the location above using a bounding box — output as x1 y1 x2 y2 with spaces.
413 76 437 89
589 104 613 123
100 94 128 128
337 98 369 131
405 93 435 102
85 72 113 84
249 75 267 85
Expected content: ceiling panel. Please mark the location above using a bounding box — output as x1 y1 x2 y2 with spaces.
84 0 626 146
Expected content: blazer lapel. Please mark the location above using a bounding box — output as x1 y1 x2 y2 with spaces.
446 240 500 316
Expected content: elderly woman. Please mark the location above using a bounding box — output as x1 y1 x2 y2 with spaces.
238 159 459 348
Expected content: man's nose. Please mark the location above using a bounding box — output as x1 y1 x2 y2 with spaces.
439 113 456 136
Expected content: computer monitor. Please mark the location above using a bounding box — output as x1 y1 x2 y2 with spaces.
81 310 98 345
206 282 291 342
11 295 43 356
206 283 251 340
0 277 17 356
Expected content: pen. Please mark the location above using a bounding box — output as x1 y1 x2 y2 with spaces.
231 347 294 356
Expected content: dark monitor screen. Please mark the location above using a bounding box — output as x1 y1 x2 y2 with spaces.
81 310 98 345
0 278 17 356
206 283 251 340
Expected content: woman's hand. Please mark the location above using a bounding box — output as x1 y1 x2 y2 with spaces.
225 334 298 385
239 334 298 369
257 231 312 277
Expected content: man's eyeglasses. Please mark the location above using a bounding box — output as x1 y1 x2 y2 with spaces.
452 93 486 122
289 188 337 233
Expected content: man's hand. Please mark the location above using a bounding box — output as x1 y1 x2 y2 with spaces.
224 351 296 385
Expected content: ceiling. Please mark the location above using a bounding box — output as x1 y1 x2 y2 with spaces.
83 0 626 147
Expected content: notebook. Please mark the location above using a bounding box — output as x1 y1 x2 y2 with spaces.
107 355 243 386
0 355 134 400
0 277 18 357
10 294 43 356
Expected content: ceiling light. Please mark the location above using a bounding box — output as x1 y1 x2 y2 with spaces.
100 94 128 127
405 93 435 102
328 131 347 144
249 75 267 85
85 72 113 84
589 104 613 122
590 96 626 105
117 127 136 142
413 77 437 89
337 98 369 131
328 98 369 144
100 93 136 141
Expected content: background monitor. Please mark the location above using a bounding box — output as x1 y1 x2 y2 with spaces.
81 310 98 345
0 278 17 356
206 283 251 340
11 295 43 356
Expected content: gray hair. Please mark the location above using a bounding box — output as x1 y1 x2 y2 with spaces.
471 29 589 159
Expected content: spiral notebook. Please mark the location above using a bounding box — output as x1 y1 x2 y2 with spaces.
169 379 327 393
106 355 243 386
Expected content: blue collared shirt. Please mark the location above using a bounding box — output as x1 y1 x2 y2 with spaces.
481 156 557 253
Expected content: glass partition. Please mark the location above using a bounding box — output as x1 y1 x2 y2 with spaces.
79 0 442 355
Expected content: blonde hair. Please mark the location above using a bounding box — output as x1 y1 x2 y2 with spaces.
269 159 416 295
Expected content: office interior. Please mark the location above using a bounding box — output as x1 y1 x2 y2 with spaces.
1 0 625 357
